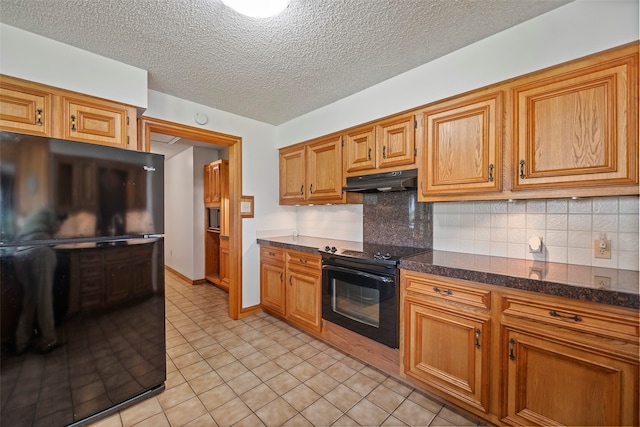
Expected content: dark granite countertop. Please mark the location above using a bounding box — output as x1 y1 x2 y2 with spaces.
257 236 640 310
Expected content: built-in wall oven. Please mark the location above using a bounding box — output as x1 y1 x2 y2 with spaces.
321 244 426 349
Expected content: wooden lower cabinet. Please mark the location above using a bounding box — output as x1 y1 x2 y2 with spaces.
404 297 490 413
402 272 492 415
400 270 640 426
260 245 322 334
219 237 229 290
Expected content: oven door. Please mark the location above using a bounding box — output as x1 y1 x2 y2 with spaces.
322 263 398 348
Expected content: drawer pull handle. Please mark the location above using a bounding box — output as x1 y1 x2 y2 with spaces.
309 184 313 194
368 147 372 161
382 145 387 159
519 160 525 179
509 338 516 360
280 272 283 282
488 163 494 182
433 287 452 295
474 328 481 349
289 275 292 286
299 258 307 264
268 251 275 256
300 185 304 195
549 310 582 322
36 108 43 126
71 114 77 131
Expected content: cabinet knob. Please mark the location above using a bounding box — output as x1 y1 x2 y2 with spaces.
70 114 77 131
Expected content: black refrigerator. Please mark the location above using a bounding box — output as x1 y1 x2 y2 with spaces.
0 131 166 426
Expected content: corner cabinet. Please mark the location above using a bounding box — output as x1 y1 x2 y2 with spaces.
419 90 503 198
260 245 322 335
512 43 638 191
279 134 346 205
400 269 640 426
344 112 417 175
0 75 137 150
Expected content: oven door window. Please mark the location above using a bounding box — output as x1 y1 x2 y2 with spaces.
332 279 380 327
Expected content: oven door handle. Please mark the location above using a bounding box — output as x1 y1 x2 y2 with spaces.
322 264 395 283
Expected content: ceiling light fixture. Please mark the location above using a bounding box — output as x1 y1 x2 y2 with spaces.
221 0 290 18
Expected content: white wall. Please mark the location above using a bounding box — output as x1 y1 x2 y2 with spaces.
165 147 196 278
0 24 147 110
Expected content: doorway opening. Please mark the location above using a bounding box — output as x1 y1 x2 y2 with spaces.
138 116 245 319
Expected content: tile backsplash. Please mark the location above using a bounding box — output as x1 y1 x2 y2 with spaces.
433 196 639 271
292 194 638 271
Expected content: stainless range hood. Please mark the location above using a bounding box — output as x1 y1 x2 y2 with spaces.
343 169 418 193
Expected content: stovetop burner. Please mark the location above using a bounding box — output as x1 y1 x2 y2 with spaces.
320 243 428 265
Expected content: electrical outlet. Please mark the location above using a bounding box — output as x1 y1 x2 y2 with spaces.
593 275 612 289
594 239 611 259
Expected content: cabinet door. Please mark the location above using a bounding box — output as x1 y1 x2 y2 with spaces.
287 264 322 333
512 49 638 190
62 95 132 149
219 238 230 290
376 113 416 170
306 135 343 203
421 91 502 197
345 125 376 173
210 162 221 204
0 79 52 137
279 145 306 204
503 328 638 427
260 261 286 315
204 164 212 204
404 297 490 413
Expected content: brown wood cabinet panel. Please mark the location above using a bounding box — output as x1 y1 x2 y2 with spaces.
219 237 230 291
62 95 132 149
376 113 416 170
502 328 638 427
0 79 52 137
305 135 343 203
344 125 376 173
260 247 286 316
279 145 306 204
260 246 322 334
512 45 638 190
421 91 502 197
404 296 491 413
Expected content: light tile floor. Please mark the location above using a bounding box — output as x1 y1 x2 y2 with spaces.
91 270 486 427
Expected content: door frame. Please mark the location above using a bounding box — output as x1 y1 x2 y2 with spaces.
138 116 243 319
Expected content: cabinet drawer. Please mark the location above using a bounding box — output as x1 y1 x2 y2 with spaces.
286 251 321 269
261 246 286 263
502 294 639 342
403 272 491 310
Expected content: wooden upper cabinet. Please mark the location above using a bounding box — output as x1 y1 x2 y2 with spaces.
279 144 307 204
62 94 134 149
279 134 345 205
204 159 228 207
306 135 343 203
344 125 376 173
345 112 416 175
420 91 503 198
512 44 638 190
0 79 52 137
0 75 137 150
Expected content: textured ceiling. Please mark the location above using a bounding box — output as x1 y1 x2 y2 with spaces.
0 0 572 125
